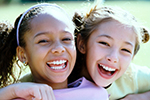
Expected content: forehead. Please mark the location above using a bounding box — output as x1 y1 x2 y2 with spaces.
26 6 74 31
28 7 74 33
92 19 137 44
30 14 72 33
42 7 73 26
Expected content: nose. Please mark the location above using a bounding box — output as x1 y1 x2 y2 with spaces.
51 41 65 54
106 50 119 64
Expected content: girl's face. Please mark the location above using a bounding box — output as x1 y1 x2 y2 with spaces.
85 20 136 87
20 12 76 89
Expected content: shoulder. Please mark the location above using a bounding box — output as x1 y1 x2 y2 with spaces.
132 64 150 93
107 63 150 99
74 77 109 98
68 77 100 88
128 63 150 82
123 63 150 80
54 77 109 100
69 77 106 90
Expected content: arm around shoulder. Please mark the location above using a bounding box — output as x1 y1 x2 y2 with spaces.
120 91 150 100
120 64 150 100
0 83 18 99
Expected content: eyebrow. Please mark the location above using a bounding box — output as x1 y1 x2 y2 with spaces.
33 30 73 39
124 41 134 47
98 34 113 39
33 32 49 39
98 34 134 47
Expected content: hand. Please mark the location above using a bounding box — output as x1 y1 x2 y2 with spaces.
12 82 56 100
120 92 150 100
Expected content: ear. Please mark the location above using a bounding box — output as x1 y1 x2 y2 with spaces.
16 46 28 63
77 34 86 54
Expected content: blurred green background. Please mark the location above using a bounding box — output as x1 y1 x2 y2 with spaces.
0 0 150 75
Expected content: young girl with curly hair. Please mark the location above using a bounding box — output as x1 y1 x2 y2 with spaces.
0 3 108 100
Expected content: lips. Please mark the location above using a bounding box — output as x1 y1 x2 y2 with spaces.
98 63 117 79
47 60 67 70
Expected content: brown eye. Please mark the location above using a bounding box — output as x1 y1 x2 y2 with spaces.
38 40 48 43
122 49 131 54
99 41 109 46
62 38 71 41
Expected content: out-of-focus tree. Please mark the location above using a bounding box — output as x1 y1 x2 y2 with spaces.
0 0 11 4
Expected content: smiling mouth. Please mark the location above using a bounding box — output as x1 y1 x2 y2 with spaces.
98 64 116 76
47 60 67 70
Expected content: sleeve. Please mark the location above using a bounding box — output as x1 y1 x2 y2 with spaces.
106 74 137 99
106 63 149 100
136 64 150 93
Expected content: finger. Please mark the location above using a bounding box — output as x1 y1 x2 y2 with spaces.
47 87 56 100
40 86 48 100
12 97 26 100
29 87 42 100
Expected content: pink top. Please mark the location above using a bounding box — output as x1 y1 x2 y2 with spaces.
54 77 109 100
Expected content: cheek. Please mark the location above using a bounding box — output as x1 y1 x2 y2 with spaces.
86 51 94 71
86 44 105 62
86 50 98 75
27 47 47 64
71 49 76 63
120 56 132 74
67 45 76 61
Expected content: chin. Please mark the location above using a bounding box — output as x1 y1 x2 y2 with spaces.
95 78 112 87
54 77 68 83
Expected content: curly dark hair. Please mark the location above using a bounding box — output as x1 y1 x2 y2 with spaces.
0 4 64 87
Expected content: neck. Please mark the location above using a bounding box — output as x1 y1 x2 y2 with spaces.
81 65 93 82
48 80 68 90
32 76 68 90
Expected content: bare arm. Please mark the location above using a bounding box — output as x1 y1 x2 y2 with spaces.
0 82 56 100
120 91 150 100
0 84 17 99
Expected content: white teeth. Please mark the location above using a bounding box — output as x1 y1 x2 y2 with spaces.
47 60 67 70
51 65 66 70
47 60 66 65
100 64 116 71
